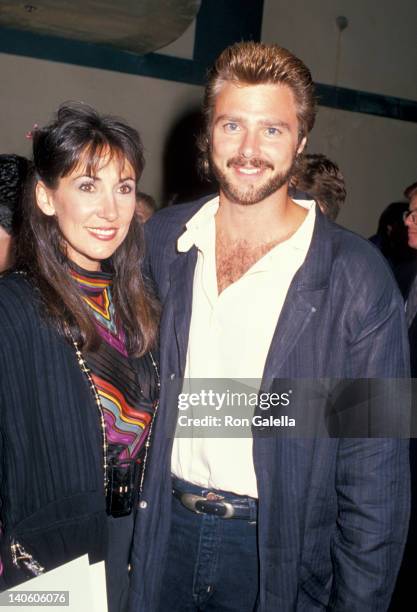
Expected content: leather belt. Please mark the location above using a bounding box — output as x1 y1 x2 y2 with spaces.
172 487 257 520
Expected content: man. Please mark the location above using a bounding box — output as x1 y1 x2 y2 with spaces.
136 190 157 223
404 183 417 256
290 152 346 220
0 154 29 272
404 183 417 235
370 201 411 261
403 182 417 373
389 183 417 611
129 42 410 611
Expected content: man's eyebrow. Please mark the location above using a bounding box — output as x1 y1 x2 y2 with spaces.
214 115 291 131
214 114 243 124
259 119 291 131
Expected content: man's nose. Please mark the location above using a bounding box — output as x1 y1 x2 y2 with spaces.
239 129 259 159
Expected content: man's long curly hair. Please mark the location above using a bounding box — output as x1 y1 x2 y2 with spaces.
197 41 317 179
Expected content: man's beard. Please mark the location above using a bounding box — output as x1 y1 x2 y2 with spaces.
210 154 298 206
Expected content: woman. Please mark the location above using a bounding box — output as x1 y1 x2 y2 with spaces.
0 103 159 611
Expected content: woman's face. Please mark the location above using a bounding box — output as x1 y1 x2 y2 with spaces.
36 152 137 271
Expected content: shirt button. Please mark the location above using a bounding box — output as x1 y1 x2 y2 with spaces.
170 373 176 380
139 500 148 509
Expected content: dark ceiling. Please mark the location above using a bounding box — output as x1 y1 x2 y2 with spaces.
0 0 201 54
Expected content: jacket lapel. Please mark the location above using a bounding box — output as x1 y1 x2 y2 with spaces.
261 208 333 386
168 247 198 375
262 288 324 384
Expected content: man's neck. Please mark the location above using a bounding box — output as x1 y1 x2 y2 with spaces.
214 186 309 294
215 185 307 246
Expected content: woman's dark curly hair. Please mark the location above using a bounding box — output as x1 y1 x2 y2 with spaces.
16 102 159 355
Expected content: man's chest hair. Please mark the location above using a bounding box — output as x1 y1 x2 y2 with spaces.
215 233 279 294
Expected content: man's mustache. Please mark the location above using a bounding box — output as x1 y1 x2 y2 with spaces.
226 156 274 171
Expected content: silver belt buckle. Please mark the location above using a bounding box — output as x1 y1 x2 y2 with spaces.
179 492 235 518
220 502 235 518
179 493 206 513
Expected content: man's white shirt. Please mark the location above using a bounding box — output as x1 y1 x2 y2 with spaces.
171 196 316 497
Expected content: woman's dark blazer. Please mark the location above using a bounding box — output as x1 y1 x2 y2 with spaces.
0 273 107 589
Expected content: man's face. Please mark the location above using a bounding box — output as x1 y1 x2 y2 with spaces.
404 195 417 249
209 82 306 206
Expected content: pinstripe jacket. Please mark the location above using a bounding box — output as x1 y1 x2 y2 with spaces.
129 197 410 611
0 274 107 589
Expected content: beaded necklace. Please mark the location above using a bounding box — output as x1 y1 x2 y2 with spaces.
14 271 161 496
69 332 160 496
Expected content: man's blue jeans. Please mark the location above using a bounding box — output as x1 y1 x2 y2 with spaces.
158 478 259 611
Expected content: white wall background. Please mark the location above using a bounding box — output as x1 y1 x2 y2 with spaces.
0 52 203 205
0 0 416 236
262 0 417 235
262 0 417 99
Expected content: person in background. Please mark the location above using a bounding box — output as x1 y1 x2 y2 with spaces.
402 182 417 370
129 41 409 612
136 190 157 223
290 152 346 220
405 182 417 212
390 181 417 612
0 154 30 272
0 103 159 612
369 200 416 296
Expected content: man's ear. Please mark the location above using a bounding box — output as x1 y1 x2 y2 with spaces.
297 136 307 156
35 182 56 216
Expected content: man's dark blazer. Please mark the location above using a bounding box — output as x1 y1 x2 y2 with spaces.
129 197 410 612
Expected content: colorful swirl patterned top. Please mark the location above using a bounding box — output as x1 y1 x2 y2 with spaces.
70 264 158 463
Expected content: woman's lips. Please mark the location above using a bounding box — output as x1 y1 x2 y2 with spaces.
87 227 118 241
